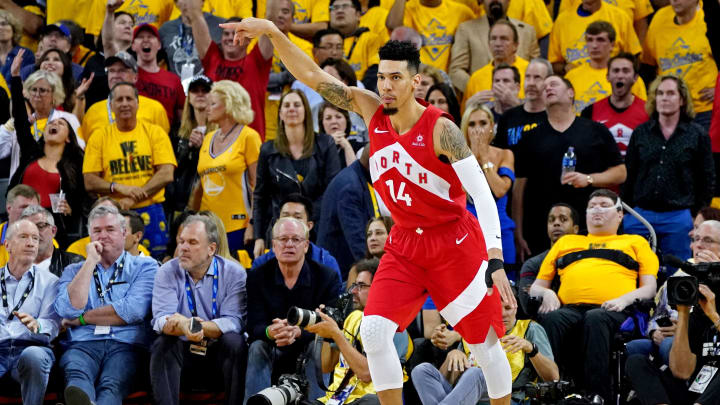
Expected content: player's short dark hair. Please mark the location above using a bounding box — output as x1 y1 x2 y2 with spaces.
492 63 521 84
121 209 145 235
608 52 639 74
549 203 580 226
378 40 421 74
589 189 621 207
585 20 616 43
354 257 380 280
280 193 313 219
312 27 343 48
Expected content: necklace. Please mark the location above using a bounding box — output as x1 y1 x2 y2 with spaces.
217 123 238 141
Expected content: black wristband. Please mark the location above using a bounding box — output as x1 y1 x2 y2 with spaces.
485 258 504 288
528 343 539 358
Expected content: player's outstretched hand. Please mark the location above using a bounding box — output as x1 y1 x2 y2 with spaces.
219 18 275 46
490 269 517 308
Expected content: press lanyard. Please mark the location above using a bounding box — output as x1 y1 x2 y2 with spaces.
106 99 114 124
185 258 219 319
0 222 7 244
32 109 54 141
0 266 35 321
93 253 126 304
367 183 380 218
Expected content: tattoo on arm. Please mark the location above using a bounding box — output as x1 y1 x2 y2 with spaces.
317 82 354 111
438 119 472 163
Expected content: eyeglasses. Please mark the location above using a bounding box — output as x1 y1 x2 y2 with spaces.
330 3 354 11
34 222 52 230
349 282 371 291
273 236 307 246
29 86 51 95
316 44 344 51
692 236 720 245
105 68 131 75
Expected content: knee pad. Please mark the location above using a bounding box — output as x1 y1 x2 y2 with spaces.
359 315 404 391
359 315 397 354
467 329 512 399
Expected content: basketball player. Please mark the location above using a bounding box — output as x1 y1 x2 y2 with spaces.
222 18 516 405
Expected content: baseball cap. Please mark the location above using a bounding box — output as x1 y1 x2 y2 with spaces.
40 23 71 38
132 23 160 41
188 75 213 92
104 51 138 72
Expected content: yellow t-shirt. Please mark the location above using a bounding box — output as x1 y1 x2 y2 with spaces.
197 126 262 233
360 6 390 44
642 6 716 113
0 74 9 100
79 0 109 36
549 3 641 68
82 122 177 208
118 0 175 28
67 236 150 258
293 0 330 24
18 5 44 52
81 95 170 142
169 0 252 20
559 0 653 21
463 57 529 108
403 0 475 71
344 30 382 82
318 310 411 404
566 63 647 112
537 233 659 305
460 0 553 39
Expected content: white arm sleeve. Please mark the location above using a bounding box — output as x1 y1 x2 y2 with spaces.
451 155 503 251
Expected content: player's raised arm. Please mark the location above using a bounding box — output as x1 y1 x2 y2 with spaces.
433 117 516 307
221 18 380 119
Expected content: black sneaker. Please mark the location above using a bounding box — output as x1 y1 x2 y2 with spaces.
64 386 94 405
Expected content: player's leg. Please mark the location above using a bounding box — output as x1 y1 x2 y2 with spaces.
361 251 428 405
465 328 512 405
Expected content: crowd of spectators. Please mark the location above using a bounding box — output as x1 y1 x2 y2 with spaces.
0 0 719 404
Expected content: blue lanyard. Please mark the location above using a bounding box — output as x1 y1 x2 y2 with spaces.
93 252 126 304
32 109 55 141
0 223 6 244
185 258 219 319
106 99 114 124
178 23 194 57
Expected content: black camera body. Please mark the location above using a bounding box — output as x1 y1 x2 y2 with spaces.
247 355 309 405
287 292 354 328
663 255 720 307
525 381 572 404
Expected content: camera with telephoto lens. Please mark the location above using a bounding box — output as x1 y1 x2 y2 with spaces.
663 255 720 307
287 292 354 328
247 356 309 405
525 381 572 404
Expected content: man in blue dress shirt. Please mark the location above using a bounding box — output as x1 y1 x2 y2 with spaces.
54 205 158 405
150 215 248 405
0 219 60 405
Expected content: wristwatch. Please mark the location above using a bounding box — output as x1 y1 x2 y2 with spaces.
482 162 495 172
528 343 539 358
586 175 594 185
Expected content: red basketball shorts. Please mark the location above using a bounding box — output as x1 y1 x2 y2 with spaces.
363 212 504 344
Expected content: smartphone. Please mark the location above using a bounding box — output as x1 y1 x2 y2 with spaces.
656 316 673 327
189 317 202 334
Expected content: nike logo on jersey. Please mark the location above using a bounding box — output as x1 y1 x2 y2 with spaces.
456 233 469 244
374 127 389 133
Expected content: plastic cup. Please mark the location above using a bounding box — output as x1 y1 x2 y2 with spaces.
49 193 64 213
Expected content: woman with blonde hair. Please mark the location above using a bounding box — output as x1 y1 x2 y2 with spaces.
189 80 262 253
252 89 341 257
0 10 33 84
461 101 517 271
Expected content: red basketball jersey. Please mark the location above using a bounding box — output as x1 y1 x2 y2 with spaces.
368 103 468 229
591 97 648 156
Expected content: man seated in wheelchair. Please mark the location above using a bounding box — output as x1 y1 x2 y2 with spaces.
529 189 658 402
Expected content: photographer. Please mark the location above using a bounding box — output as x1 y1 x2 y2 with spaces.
304 258 412 405
626 221 720 405
245 217 343 403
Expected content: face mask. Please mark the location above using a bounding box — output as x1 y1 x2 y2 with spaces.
586 199 622 216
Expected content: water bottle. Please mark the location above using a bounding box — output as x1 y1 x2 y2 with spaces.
561 146 576 182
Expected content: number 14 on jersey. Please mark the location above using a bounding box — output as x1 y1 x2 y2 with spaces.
385 179 412 206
